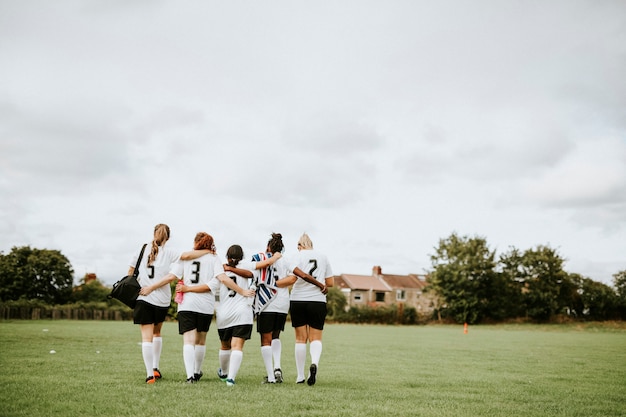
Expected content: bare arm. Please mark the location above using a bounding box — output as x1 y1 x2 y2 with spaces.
139 273 178 296
325 276 334 288
180 249 213 261
253 252 282 269
127 266 135 276
217 273 255 297
224 264 254 278
177 281 211 294
293 267 328 294
276 275 297 288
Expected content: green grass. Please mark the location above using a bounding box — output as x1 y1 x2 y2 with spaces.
0 321 625 417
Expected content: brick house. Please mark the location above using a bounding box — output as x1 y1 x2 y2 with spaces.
334 266 434 315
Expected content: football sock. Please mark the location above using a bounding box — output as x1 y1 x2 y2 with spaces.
271 338 282 370
194 345 206 374
228 350 243 381
261 346 275 382
152 337 162 369
219 349 231 375
310 340 322 366
183 344 195 379
295 343 307 382
142 342 154 377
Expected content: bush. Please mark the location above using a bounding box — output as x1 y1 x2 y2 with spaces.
333 304 419 325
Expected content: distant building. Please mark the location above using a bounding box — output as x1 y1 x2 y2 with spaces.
84 273 97 284
334 266 434 315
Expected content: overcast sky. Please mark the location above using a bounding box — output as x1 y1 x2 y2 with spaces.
1 0 625 286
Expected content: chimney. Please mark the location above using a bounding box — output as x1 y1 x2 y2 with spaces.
372 266 382 276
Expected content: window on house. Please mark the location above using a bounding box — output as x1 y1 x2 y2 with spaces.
375 292 385 302
354 293 362 302
396 290 406 301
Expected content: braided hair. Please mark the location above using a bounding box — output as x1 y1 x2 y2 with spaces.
148 224 170 266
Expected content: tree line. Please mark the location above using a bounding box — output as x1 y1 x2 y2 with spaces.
427 233 626 323
1 242 625 324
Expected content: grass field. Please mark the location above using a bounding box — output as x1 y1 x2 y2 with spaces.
0 320 625 417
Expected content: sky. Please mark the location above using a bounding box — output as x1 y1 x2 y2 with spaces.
1 0 625 286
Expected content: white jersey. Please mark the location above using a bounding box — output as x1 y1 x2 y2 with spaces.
288 249 333 303
170 253 223 315
131 244 180 308
262 257 290 314
216 260 255 329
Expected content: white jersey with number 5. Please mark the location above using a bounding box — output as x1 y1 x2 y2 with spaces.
131 244 180 308
288 249 333 303
170 253 223 315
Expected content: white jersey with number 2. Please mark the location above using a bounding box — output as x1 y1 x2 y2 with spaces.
288 249 333 303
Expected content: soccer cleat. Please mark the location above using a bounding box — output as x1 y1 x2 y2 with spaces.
296 379 305 384
307 364 317 386
274 368 283 383
153 368 162 379
262 376 276 384
146 376 156 384
217 368 228 382
186 377 196 384
226 378 235 387
194 371 203 382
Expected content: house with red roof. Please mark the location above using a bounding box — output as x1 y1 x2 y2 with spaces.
334 266 434 315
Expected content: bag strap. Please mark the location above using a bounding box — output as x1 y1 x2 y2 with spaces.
133 244 148 277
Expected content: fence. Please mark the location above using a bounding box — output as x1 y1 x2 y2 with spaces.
0 306 133 320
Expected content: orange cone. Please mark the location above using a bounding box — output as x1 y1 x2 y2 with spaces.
463 323 468 334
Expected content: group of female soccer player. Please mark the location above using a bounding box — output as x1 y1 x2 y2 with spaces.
127 224 334 386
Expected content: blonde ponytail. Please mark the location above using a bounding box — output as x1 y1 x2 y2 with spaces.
148 223 170 265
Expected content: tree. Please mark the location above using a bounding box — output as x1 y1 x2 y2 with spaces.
517 245 568 321
427 233 497 324
0 246 74 304
612 270 626 319
579 278 618 320
70 274 111 304
326 286 348 319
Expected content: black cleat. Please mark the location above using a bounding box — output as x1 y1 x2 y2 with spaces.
307 364 317 386
274 368 283 383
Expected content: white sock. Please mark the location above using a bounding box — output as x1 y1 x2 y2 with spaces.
142 342 154 377
310 340 322 366
183 344 195 379
194 345 206 374
295 343 307 382
219 349 231 375
271 339 282 370
261 346 275 382
228 350 243 381
152 337 162 369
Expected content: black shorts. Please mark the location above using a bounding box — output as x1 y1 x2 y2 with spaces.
218 324 253 341
256 312 287 334
133 300 169 325
177 311 213 335
289 301 327 330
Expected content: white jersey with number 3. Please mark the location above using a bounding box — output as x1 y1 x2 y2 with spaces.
170 253 223 314
217 260 255 329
